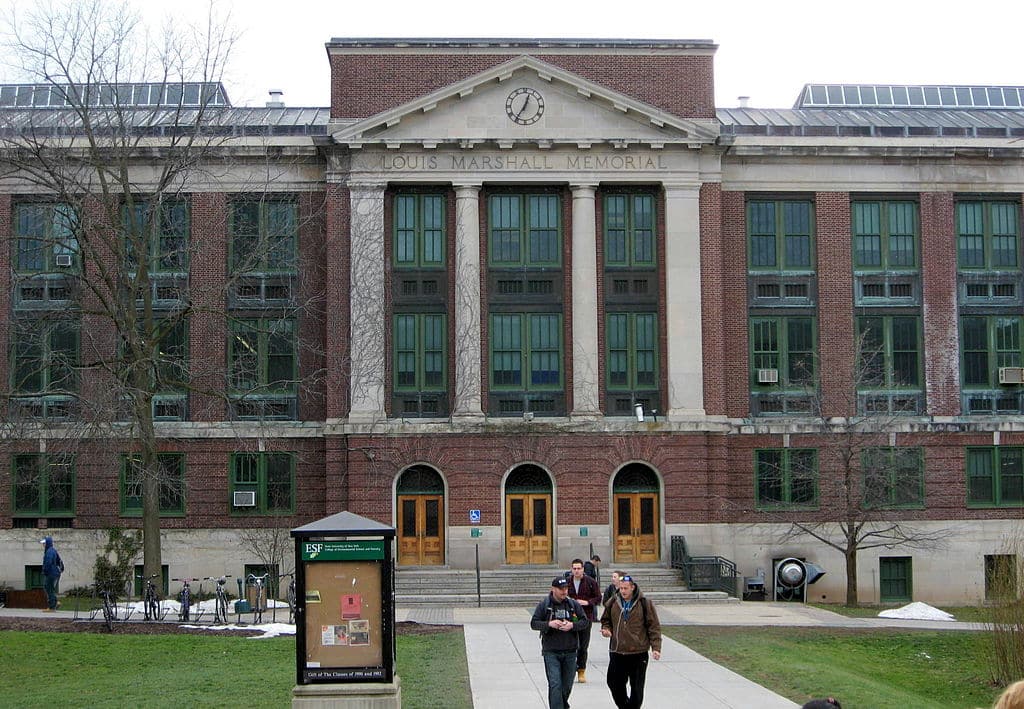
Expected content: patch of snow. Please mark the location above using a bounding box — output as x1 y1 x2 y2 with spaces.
180 622 296 639
877 602 956 621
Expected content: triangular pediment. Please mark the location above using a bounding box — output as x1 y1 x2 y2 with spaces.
330 55 719 149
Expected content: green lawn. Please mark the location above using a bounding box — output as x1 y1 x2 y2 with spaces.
0 627 470 709
665 626 1001 709
809 603 992 624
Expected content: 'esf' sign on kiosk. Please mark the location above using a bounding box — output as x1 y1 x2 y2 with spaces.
302 540 385 561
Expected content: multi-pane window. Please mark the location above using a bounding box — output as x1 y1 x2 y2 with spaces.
862 447 924 508
489 194 560 266
231 452 294 514
490 313 562 390
748 200 813 271
394 314 445 391
961 316 1023 387
755 449 817 508
967 447 1024 506
957 201 1019 270
124 199 188 272
228 319 296 392
394 194 444 267
151 320 187 392
852 201 917 269
605 194 654 266
12 320 79 395
230 199 297 273
857 316 920 388
12 454 75 516
121 453 185 515
13 203 78 272
750 317 815 386
879 557 913 602
606 313 657 390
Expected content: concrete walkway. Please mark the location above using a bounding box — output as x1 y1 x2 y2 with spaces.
396 601 987 709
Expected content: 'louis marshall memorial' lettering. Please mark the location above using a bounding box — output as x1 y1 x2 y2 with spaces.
379 153 669 171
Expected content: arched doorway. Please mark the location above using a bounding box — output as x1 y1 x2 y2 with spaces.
612 463 660 563
504 464 553 565
396 465 445 566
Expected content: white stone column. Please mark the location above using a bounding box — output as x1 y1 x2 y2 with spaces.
570 184 601 418
453 183 484 418
663 182 706 418
348 182 387 422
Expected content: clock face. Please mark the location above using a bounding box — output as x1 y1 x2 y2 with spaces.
505 87 545 125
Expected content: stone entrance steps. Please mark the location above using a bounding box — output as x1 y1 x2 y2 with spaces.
395 565 737 605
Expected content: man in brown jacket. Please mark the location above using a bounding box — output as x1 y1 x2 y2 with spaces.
600 574 662 708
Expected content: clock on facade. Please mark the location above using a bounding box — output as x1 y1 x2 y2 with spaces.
505 87 545 125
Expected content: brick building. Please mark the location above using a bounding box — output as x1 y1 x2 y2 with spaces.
3 38 1024 604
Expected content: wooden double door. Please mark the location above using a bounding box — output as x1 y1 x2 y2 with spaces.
397 494 444 566
613 492 659 563
505 493 552 565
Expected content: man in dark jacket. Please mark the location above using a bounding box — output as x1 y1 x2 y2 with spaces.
600 574 662 708
40 536 62 611
530 576 590 709
567 558 602 683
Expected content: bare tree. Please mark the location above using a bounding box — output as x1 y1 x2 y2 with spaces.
773 328 952 605
0 0 324 581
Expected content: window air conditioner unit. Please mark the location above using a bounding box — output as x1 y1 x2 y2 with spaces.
999 367 1024 385
757 368 780 384
232 490 257 507
54 254 73 268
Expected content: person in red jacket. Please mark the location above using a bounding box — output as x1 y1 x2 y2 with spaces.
567 558 602 683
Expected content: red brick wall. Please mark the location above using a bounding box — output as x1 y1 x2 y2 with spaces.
816 192 855 417
189 192 228 420
324 184 351 419
720 191 749 417
920 192 960 416
700 183 725 416
330 53 715 120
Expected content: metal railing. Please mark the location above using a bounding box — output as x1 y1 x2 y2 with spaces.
670 535 739 597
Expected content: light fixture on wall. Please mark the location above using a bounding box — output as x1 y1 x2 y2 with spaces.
634 403 644 422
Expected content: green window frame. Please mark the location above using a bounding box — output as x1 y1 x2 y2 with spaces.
961 316 1023 388
13 202 78 273
985 554 1018 601
228 318 297 393
857 316 921 389
604 193 655 267
394 314 446 391
11 320 79 395
852 201 917 270
12 453 75 516
490 313 562 390
755 448 818 509
120 453 186 516
152 319 187 393
606 313 657 390
957 201 1019 270
133 564 170 596
394 193 445 268
25 565 46 591
879 557 912 603
862 447 924 508
750 317 816 388
966 447 1024 506
488 193 560 266
747 200 813 271
229 198 298 273
123 199 189 273
231 452 295 515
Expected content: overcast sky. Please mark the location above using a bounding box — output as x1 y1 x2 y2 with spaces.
7 0 1024 110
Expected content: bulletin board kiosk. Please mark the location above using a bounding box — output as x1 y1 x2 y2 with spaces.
291 511 399 708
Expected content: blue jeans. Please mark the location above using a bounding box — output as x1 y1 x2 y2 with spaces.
542 650 577 709
43 575 59 610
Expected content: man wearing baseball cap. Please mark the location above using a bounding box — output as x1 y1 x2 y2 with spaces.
530 576 590 709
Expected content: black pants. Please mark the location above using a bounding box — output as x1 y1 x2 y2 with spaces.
606 651 649 708
575 623 592 670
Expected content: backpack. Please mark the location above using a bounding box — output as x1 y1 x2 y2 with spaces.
54 551 65 574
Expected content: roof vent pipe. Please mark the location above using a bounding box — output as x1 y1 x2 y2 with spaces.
266 89 284 108
738 95 750 108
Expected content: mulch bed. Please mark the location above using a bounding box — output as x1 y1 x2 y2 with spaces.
0 616 457 637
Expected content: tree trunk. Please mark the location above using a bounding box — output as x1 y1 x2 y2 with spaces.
845 547 858 606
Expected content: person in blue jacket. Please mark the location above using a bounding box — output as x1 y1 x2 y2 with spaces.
40 536 62 611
